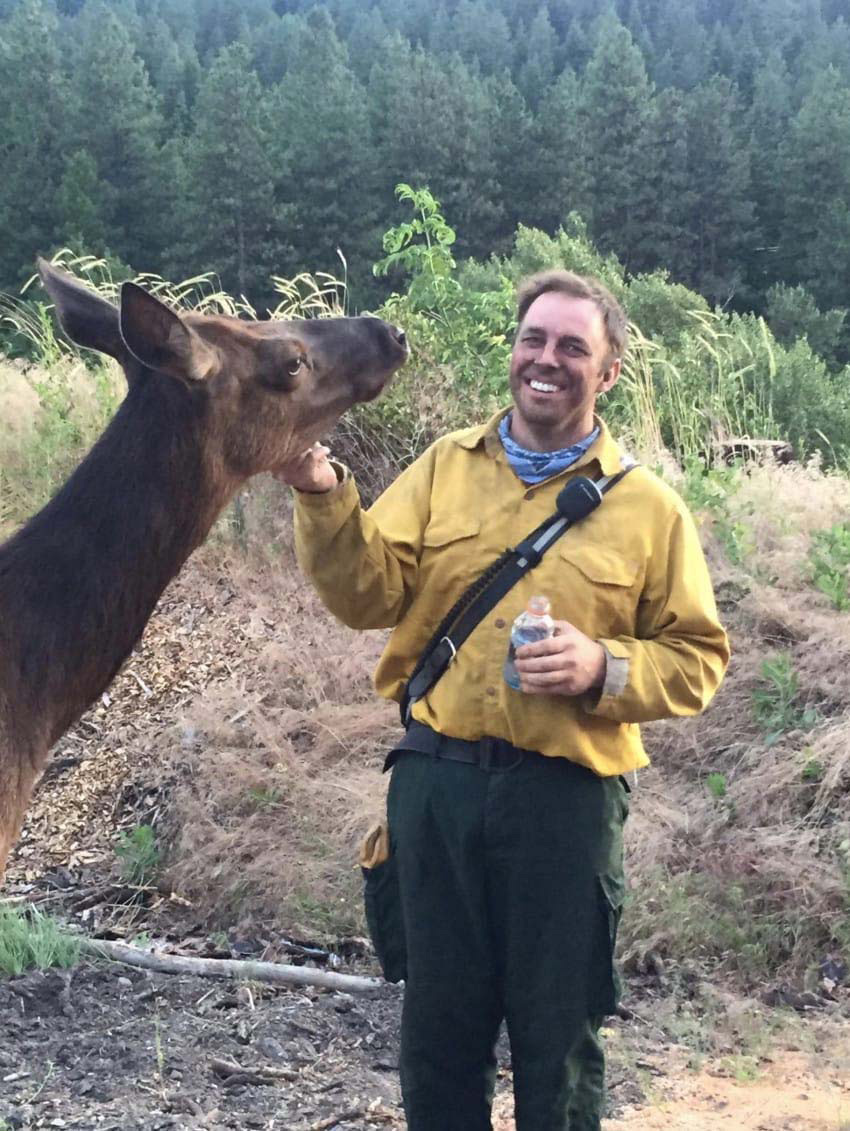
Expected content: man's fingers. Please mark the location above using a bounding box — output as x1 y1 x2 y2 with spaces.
521 669 573 686
515 652 572 673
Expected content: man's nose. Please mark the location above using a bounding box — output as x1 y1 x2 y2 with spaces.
537 338 558 367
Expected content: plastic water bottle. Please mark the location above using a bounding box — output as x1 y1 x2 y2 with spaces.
503 595 555 690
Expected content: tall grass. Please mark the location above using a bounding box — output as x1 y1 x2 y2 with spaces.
0 904 80 975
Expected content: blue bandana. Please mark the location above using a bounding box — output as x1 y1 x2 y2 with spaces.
498 414 600 484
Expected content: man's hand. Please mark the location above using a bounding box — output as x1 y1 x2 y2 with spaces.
514 620 607 696
273 443 339 493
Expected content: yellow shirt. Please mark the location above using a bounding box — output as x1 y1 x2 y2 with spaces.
293 411 729 777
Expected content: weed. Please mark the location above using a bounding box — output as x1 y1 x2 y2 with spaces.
705 772 728 800
752 653 819 744
246 786 285 810
809 522 850 610
0 904 80 975
719 1054 761 1083
115 825 160 886
802 755 825 783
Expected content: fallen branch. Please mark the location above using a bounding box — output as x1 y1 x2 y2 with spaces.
82 937 383 993
210 1055 298 1087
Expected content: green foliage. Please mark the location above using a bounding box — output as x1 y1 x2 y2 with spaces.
115 825 161 886
752 654 819 744
766 282 846 369
0 904 81 976
246 786 285 810
705 772 728 801
808 523 850 611
374 185 513 400
801 755 825 783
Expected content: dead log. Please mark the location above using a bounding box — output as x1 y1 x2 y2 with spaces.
82 938 383 993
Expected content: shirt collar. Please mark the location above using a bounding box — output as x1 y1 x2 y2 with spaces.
453 408 626 477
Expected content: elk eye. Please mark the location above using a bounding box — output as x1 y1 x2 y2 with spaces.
285 356 305 376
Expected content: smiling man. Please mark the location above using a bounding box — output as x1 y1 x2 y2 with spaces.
277 270 729 1131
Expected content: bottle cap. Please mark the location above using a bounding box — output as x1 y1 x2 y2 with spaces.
527 595 551 616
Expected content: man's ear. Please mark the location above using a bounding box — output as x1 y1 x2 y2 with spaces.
119 282 218 382
599 358 622 394
38 258 127 364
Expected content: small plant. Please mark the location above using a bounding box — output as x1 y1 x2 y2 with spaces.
0 904 81 975
115 824 160 886
809 522 850 611
705 772 728 800
752 653 818 744
801 756 825 783
246 786 284 810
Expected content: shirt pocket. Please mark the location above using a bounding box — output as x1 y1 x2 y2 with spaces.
420 515 482 594
557 542 642 638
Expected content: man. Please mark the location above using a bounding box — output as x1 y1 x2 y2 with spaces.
276 271 729 1131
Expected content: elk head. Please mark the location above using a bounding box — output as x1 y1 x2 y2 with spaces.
37 259 408 479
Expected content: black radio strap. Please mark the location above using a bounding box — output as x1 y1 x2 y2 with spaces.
400 463 637 726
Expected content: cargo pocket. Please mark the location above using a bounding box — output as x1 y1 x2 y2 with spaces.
361 823 407 984
587 871 624 1016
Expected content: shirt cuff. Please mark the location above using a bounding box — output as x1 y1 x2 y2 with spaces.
582 641 629 712
600 642 629 697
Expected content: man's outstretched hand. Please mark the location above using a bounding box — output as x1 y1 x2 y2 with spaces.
514 620 607 696
273 443 339 493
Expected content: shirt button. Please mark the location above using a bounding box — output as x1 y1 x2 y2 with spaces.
495 618 506 629
486 686 497 696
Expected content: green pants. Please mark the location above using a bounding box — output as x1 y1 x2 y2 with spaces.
386 747 628 1131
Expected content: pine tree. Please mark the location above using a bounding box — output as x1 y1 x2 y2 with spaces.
486 75 537 242
67 1 167 271
644 88 696 280
577 16 657 271
347 6 391 82
515 5 557 110
747 50 794 294
269 9 378 289
368 39 502 262
0 0 68 286
450 0 513 74
181 42 284 301
527 68 592 235
782 67 850 310
683 76 756 304
55 150 108 254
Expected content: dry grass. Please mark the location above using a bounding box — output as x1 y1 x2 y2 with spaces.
0 356 123 536
158 542 397 935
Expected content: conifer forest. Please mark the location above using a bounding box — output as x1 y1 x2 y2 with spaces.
3 0 850 355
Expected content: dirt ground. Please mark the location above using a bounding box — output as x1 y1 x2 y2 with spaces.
3 548 849 1131
1 955 848 1130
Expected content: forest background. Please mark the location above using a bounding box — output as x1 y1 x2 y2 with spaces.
3 0 850 337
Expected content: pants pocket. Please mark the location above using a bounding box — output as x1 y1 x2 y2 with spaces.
362 850 407 984
587 872 624 1016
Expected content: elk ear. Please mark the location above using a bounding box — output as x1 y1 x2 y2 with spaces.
119 282 218 382
37 258 127 364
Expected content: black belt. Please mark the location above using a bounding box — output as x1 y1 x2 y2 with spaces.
384 721 632 792
384 721 536 773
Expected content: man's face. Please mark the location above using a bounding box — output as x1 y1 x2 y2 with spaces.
509 292 621 449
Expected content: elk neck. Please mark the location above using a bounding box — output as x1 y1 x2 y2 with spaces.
0 372 239 743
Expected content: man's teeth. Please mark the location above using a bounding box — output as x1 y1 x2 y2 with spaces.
529 379 559 393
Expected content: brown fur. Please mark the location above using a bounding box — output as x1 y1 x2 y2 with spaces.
0 261 406 881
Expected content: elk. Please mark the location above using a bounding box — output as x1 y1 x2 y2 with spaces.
0 260 408 882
